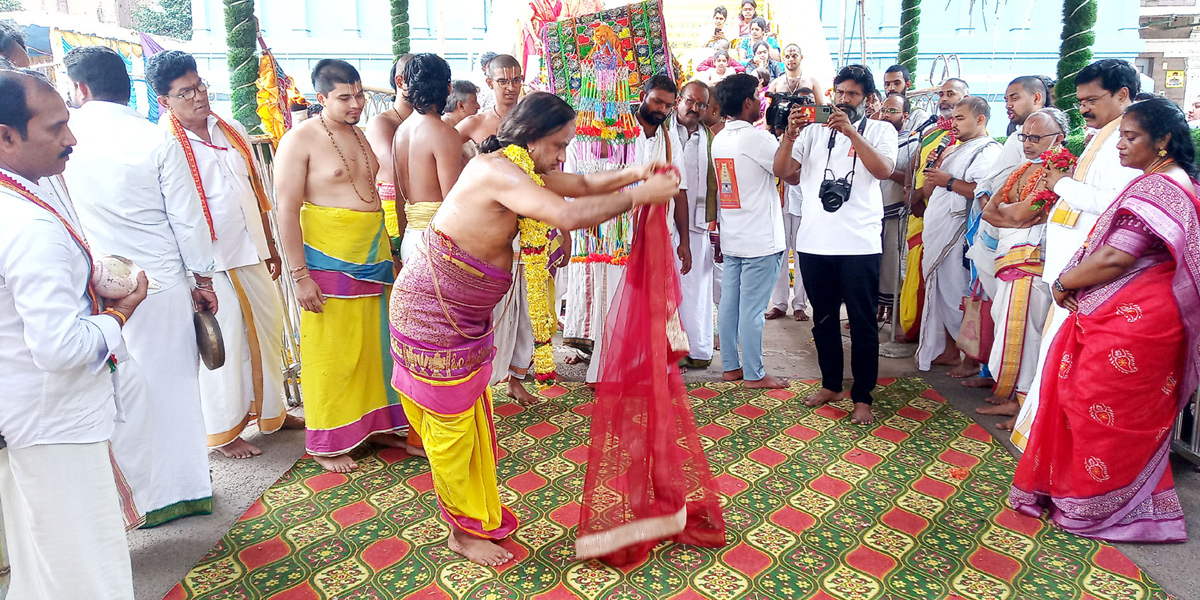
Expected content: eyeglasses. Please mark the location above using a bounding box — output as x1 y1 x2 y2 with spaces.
1017 132 1062 143
880 108 903 115
167 80 210 102
1074 91 1111 111
682 97 709 111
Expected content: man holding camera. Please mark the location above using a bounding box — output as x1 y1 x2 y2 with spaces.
773 65 898 425
711 73 788 389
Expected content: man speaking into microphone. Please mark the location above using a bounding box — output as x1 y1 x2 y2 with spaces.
773 65 897 425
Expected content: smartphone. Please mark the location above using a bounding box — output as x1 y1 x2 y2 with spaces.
796 105 834 125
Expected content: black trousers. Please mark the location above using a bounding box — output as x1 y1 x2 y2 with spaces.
798 252 881 405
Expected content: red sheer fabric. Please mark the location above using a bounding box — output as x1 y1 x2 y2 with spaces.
575 205 727 566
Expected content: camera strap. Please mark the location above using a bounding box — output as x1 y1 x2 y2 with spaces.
822 115 869 186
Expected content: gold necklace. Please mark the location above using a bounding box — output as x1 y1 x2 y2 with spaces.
320 114 377 205
1148 157 1176 175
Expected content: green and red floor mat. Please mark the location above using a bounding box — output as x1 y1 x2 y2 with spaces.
166 379 1169 599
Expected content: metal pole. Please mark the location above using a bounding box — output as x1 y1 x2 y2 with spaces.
880 127 920 359
859 0 867 65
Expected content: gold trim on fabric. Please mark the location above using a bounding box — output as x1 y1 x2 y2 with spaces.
574 506 687 560
1050 204 1081 227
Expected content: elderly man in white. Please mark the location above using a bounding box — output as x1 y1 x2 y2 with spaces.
62 45 218 527
0 70 147 600
1011 59 1143 451
148 49 303 460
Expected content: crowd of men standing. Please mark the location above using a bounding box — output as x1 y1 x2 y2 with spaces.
1 8 1199 594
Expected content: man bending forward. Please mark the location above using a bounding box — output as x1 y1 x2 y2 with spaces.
389 92 678 566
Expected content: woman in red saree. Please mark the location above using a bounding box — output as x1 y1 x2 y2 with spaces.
575 202 727 565
1009 97 1200 543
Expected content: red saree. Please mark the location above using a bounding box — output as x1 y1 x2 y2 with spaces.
575 205 727 565
1009 173 1200 543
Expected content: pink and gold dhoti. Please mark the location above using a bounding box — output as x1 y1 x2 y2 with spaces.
389 227 518 539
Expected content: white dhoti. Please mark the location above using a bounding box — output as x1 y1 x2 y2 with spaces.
0 442 134 600
1011 302 1067 451
915 226 968 371
676 229 715 362
113 282 212 526
770 213 808 313
198 261 288 447
987 276 1051 400
401 226 422 264
490 264 535 385
563 262 625 383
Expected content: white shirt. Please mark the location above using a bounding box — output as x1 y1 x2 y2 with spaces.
1045 121 1141 282
879 126 918 210
712 120 786 258
176 114 270 271
0 169 123 449
673 114 710 233
792 117 899 255
64 101 215 291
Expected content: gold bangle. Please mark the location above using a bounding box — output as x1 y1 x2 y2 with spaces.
103 307 128 327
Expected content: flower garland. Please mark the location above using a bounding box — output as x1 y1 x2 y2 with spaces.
1030 146 1079 212
502 144 558 386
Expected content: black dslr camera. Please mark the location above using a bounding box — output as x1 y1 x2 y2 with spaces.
764 92 813 135
819 169 853 213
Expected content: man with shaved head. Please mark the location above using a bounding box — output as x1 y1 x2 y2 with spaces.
916 96 1001 378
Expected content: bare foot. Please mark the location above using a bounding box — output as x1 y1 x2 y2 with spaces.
368 432 408 449
803 388 842 408
564 353 585 365
745 374 788 389
405 443 427 457
976 401 1020 417
314 454 358 473
282 413 306 429
506 378 539 406
983 394 1010 405
997 417 1017 432
850 403 876 425
960 377 995 388
793 309 809 322
947 362 980 379
931 352 962 367
215 437 262 459
765 307 786 320
447 527 514 567
722 368 743 381
713 336 720 351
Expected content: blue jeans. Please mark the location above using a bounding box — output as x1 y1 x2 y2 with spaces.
719 251 785 381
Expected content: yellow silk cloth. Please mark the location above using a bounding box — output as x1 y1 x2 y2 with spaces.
899 215 924 336
399 382 517 539
378 181 400 239
404 201 441 232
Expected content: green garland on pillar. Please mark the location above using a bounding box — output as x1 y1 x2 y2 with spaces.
1055 0 1097 133
224 0 261 131
898 0 920 87
391 0 410 58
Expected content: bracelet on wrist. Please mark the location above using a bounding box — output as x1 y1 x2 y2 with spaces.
102 307 128 327
289 264 309 274
293 273 312 283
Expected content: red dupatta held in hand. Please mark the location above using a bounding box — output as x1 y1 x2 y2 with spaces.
575 204 727 566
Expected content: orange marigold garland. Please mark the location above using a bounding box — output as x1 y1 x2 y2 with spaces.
502 144 559 386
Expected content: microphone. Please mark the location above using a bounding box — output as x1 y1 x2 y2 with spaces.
913 113 939 134
925 134 951 170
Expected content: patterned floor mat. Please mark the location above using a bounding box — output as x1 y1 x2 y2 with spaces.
165 379 1169 600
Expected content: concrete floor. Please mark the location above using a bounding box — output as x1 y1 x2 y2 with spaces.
130 316 1200 600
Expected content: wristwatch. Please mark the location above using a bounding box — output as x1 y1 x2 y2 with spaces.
945 177 957 192
1053 278 1068 293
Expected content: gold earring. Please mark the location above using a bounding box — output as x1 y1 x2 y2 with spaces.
1158 148 1168 157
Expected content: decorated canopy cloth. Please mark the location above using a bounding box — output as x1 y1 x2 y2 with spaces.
1009 173 1200 543
576 204 727 565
